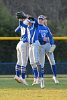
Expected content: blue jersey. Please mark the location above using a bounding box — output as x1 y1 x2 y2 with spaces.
36 24 54 45
15 21 28 43
28 18 38 44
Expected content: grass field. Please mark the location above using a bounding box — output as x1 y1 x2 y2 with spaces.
0 75 67 100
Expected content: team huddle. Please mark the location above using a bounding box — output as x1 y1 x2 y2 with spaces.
14 12 59 88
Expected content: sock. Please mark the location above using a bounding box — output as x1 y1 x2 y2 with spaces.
52 65 56 77
21 73 25 79
32 67 38 78
41 68 44 78
15 64 21 77
21 66 26 79
38 70 42 77
37 65 42 78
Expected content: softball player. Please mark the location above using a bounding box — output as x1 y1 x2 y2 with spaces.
14 12 29 85
33 15 59 86
27 17 39 81
32 15 59 88
27 17 45 88
43 16 59 83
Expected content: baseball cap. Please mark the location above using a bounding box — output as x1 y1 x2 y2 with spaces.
28 17 35 23
38 15 47 20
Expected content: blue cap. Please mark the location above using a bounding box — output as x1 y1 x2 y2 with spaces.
28 17 35 23
38 15 47 20
28 19 35 23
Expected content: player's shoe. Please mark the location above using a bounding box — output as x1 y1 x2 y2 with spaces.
32 78 40 85
32 78 37 85
53 76 59 84
14 75 21 83
20 77 28 86
40 78 45 89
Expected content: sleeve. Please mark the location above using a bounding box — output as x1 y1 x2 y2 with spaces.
34 28 39 40
19 20 23 26
47 27 54 45
19 20 27 28
15 26 21 32
34 18 38 28
15 20 28 32
15 20 22 32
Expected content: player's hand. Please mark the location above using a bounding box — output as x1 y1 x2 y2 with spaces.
49 44 56 53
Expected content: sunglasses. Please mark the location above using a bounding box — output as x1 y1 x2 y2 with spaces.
39 18 48 20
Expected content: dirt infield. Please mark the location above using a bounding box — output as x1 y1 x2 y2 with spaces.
0 89 67 100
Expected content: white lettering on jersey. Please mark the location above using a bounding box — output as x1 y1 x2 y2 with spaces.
39 30 48 38
21 26 25 35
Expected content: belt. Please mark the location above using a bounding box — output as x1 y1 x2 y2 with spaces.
39 41 46 45
30 42 32 44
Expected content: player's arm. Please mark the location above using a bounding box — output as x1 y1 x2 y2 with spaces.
19 19 27 28
47 27 54 45
15 26 21 32
48 28 56 53
34 18 38 28
16 11 28 30
15 19 27 32
15 19 22 32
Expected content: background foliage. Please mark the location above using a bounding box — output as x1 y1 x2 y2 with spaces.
0 0 67 74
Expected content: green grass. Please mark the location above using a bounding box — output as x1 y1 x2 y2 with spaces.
0 75 67 89
0 75 67 100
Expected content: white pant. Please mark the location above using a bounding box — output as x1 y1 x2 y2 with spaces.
16 41 29 66
46 52 55 65
29 44 35 65
29 41 41 69
29 43 40 63
30 43 41 62
39 43 55 68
